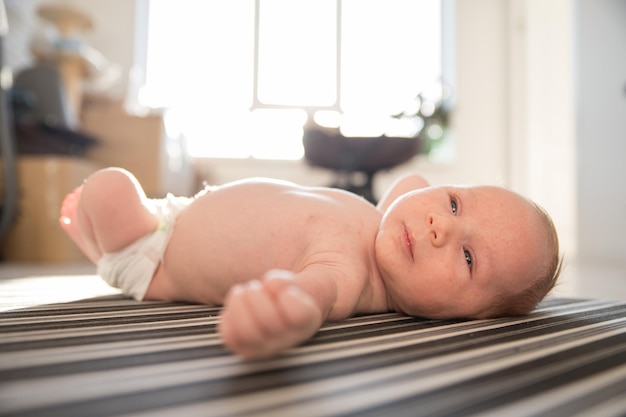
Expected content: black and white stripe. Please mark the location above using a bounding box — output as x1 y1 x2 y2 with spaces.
1 291 625 416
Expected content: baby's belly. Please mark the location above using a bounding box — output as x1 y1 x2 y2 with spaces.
158 179 376 305
162 234 309 305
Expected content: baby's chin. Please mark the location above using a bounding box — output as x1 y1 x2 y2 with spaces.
398 300 483 320
392 301 447 319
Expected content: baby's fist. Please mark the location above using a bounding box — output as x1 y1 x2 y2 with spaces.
218 270 323 359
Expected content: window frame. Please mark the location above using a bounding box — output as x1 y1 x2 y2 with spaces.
132 0 455 159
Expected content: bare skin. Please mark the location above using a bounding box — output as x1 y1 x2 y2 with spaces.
60 168 549 359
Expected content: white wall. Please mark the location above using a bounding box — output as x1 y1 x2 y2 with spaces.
19 0 625 267
5 0 136 98
510 0 626 268
62 0 136 99
10 0 513 192
508 0 577 260
575 0 626 266
198 0 513 194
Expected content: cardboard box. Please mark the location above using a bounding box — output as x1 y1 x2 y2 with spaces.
1 156 98 263
81 99 193 198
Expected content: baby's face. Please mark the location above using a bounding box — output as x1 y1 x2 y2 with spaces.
375 185 548 319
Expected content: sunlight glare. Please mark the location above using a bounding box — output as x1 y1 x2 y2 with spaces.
249 109 307 159
144 0 442 159
313 110 342 128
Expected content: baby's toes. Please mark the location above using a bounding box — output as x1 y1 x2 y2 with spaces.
60 186 83 221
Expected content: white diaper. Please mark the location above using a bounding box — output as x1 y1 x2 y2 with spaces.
97 193 193 300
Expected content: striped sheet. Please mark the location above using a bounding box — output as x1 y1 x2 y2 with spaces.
1 288 625 416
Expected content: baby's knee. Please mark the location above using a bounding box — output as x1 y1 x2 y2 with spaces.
81 168 141 212
86 167 136 191
87 167 133 185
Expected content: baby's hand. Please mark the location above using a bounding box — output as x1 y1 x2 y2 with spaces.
218 270 323 359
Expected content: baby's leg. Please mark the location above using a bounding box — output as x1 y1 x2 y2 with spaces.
60 186 101 263
59 168 159 263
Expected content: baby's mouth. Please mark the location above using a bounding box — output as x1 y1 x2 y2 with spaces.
403 225 414 261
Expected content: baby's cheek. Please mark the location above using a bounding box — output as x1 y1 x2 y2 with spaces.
375 236 398 275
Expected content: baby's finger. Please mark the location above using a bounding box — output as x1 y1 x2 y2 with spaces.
261 271 322 330
219 305 258 357
262 269 295 280
261 270 297 299
239 280 289 336
220 280 296 355
277 285 322 329
222 283 244 307
219 286 265 349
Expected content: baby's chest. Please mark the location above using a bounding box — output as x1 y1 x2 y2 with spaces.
233 213 366 268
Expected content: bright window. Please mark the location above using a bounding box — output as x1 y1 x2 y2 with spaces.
140 0 443 159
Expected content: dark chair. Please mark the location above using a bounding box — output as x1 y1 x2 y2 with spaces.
302 126 422 203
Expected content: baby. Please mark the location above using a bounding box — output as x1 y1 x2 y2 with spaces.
60 167 561 359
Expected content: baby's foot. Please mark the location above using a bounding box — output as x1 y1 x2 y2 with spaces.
59 187 101 263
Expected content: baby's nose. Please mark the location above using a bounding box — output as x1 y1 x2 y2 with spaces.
427 213 453 247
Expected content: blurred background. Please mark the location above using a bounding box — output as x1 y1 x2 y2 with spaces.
0 0 624 300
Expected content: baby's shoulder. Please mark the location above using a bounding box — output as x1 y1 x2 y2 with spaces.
193 178 380 227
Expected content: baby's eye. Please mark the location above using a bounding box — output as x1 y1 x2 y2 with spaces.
450 198 458 215
464 249 473 269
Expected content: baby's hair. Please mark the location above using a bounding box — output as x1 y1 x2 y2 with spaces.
480 200 563 318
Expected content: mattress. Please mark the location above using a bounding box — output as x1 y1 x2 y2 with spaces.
1 275 625 417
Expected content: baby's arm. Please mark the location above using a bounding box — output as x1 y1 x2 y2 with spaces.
376 174 430 212
218 268 343 359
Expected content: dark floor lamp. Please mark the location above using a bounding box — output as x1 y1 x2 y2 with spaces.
0 0 18 240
